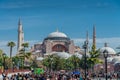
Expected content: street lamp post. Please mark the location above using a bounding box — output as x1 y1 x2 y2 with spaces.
74 55 77 70
2 53 6 72
103 49 108 80
50 58 53 73
83 41 88 80
12 62 14 72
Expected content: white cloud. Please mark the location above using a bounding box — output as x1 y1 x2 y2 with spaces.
73 37 120 45
73 37 120 52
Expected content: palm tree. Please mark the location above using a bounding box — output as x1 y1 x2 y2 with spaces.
69 55 80 70
0 49 3 68
21 42 29 52
19 42 32 69
42 55 64 71
88 45 102 71
0 49 3 56
18 51 32 68
7 41 16 58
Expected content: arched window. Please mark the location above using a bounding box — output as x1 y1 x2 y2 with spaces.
52 44 68 52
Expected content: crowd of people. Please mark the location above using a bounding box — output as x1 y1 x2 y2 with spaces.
1 70 120 80
2 72 46 80
1 70 86 80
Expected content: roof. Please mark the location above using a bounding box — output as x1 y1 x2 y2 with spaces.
36 57 44 61
48 30 68 38
112 56 120 63
72 52 82 59
100 47 116 54
48 52 71 59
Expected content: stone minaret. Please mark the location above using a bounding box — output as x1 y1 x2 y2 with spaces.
17 18 24 52
93 25 96 49
86 31 89 53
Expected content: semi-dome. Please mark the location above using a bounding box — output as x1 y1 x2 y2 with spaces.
52 52 71 59
72 52 82 59
107 57 114 62
36 57 44 61
100 47 116 55
112 56 120 63
48 30 68 38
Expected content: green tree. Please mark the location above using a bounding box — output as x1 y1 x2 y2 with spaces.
42 55 66 71
21 42 29 52
7 41 16 58
12 56 19 67
42 55 54 71
88 44 102 70
30 57 38 68
18 42 32 69
42 54 82 71
0 49 3 57
64 59 73 70
68 55 80 70
0 49 3 67
18 52 32 68
54 56 65 70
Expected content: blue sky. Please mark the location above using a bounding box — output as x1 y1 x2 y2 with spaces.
0 0 120 55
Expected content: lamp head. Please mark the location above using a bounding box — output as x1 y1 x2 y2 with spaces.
103 49 108 58
83 41 87 49
2 53 6 57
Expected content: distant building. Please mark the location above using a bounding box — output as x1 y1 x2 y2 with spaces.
32 30 78 56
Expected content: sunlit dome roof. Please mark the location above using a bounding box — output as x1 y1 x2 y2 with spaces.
36 57 44 61
52 52 71 59
112 56 120 63
48 30 68 38
114 61 120 65
72 52 82 59
107 57 114 62
35 50 41 53
100 47 116 55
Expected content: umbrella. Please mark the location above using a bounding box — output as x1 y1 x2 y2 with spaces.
72 71 80 75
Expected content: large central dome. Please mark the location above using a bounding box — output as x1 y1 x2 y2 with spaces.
44 30 70 41
48 30 68 38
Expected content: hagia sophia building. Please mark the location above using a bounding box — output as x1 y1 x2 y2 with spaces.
17 19 114 57
31 26 96 57
32 29 75 55
17 19 80 56
17 19 120 72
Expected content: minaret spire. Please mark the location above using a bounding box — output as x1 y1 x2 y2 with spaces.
86 31 89 53
17 18 24 53
18 18 22 25
93 24 96 49
86 31 89 44
56 28 59 32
